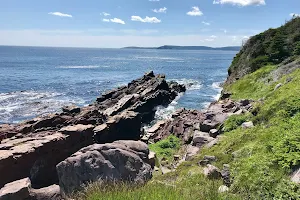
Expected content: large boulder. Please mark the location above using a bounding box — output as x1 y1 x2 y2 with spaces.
56 140 153 194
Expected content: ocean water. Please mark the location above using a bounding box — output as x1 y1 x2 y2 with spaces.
0 46 237 124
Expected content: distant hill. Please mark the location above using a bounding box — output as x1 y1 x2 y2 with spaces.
123 45 241 51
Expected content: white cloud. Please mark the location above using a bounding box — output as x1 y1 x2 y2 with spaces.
202 21 210 25
101 12 111 16
213 0 266 6
131 16 161 23
110 18 125 24
187 7 203 16
290 13 300 17
102 18 125 24
48 12 72 18
210 35 217 38
152 7 167 13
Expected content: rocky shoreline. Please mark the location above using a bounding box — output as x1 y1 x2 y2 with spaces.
0 71 254 199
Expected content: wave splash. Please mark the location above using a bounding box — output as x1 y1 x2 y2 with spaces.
170 79 202 90
211 81 223 100
0 91 85 123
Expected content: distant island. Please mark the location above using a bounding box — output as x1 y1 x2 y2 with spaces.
122 45 241 51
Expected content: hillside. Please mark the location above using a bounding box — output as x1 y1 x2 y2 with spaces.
123 45 241 51
225 17 300 85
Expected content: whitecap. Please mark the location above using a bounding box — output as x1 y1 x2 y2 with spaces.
58 65 101 69
170 79 202 90
153 92 184 121
0 90 85 123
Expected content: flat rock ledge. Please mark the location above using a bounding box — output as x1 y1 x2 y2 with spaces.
0 72 185 189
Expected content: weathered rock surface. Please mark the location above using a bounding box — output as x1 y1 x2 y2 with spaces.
56 140 153 194
0 72 184 189
0 178 63 200
0 178 31 200
203 164 222 179
30 185 62 200
221 164 231 187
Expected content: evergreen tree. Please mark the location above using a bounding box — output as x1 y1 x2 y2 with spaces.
268 31 289 63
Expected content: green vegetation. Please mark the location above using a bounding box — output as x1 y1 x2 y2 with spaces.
227 17 300 84
225 65 277 100
148 135 181 161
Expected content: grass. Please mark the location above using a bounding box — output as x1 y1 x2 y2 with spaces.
72 66 300 200
148 135 181 162
224 65 277 100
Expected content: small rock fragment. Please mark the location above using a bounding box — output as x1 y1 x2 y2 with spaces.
218 185 229 193
242 121 254 129
203 164 222 179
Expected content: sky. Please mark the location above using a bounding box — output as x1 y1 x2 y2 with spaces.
0 0 299 48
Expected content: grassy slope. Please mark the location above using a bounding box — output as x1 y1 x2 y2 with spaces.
74 64 300 200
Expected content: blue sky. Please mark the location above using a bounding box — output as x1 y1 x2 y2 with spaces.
0 0 299 48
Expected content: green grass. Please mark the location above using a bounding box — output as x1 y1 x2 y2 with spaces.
148 135 181 162
73 66 300 200
225 65 277 100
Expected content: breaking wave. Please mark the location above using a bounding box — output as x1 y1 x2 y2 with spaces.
0 91 85 123
170 79 202 90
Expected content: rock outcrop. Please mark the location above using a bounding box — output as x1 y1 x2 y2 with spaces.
56 140 153 194
0 72 185 189
143 99 253 158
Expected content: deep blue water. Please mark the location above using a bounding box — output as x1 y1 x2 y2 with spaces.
0 46 237 123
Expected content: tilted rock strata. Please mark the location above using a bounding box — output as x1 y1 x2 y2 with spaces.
0 72 185 188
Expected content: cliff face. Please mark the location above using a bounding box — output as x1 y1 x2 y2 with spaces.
225 17 300 85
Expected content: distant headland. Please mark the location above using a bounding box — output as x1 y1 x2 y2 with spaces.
122 45 241 51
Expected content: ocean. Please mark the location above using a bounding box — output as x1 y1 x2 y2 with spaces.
0 46 237 124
